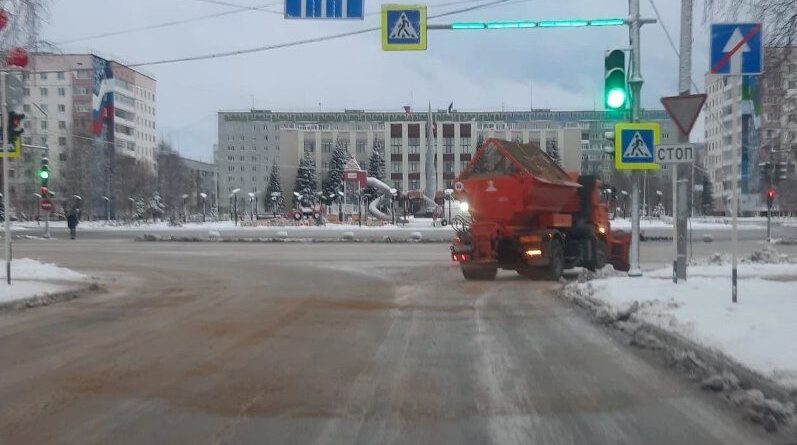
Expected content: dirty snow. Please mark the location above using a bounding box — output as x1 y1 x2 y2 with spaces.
570 250 797 389
0 258 90 305
611 217 766 231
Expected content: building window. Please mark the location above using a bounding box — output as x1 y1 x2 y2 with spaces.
408 137 420 153
392 162 401 173
409 179 420 190
391 138 402 154
444 161 454 173
58 87 66 96
58 121 66 129
23 88 30 96
40 136 47 145
40 72 47 80
460 160 469 171
57 71 65 80
40 104 48 112
40 87 48 96
444 138 454 154
58 137 67 146
460 137 471 153
40 121 47 130
304 141 315 153
408 161 419 173
59 152 67 161
356 140 366 153
322 140 333 153
58 104 66 112
22 72 29 80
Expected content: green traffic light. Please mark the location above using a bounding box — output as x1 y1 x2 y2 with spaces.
606 88 626 109
39 170 49 180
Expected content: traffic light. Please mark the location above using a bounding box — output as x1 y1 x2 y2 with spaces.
37 157 49 187
604 49 627 110
8 111 24 152
767 188 776 208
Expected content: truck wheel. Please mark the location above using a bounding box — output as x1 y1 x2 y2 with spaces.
542 241 564 281
587 239 608 271
461 264 497 281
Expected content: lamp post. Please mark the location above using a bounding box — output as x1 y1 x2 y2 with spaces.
199 193 207 222
248 192 256 221
128 197 136 221
72 195 83 220
33 192 41 225
181 194 189 223
230 188 240 226
337 190 344 223
101 195 111 221
655 190 663 217
621 190 629 219
271 192 281 218
444 188 454 224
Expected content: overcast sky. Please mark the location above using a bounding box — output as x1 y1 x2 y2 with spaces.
42 0 717 162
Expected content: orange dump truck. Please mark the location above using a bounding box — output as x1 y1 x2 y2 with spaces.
451 138 630 280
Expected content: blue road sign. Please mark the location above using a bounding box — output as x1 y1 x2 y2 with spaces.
285 0 363 19
382 5 426 50
710 23 762 74
614 123 661 170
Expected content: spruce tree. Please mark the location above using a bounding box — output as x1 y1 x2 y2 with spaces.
364 140 386 200
322 141 349 203
265 162 284 212
293 152 317 206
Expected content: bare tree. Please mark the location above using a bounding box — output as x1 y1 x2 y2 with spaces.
704 0 796 48
113 155 156 219
156 142 192 220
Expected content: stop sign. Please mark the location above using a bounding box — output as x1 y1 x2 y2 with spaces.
40 199 53 211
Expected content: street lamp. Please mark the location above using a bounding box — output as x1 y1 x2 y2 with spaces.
101 196 111 221
72 195 82 220
444 188 454 224
248 192 256 221
181 193 189 223
199 192 207 222
337 190 344 223
230 188 241 225
271 192 281 218
128 196 136 221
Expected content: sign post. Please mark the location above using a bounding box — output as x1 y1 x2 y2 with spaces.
614 122 661 276
661 93 706 282
710 22 762 302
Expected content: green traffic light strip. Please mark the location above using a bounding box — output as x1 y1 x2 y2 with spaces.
448 18 625 30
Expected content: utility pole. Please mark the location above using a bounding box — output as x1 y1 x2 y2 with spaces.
674 0 692 281
1 73 10 284
627 0 644 276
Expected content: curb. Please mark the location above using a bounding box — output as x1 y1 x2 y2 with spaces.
0 282 103 313
559 280 797 434
135 234 451 244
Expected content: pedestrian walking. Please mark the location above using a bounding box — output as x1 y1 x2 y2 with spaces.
67 210 79 240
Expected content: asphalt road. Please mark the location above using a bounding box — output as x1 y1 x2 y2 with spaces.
0 240 790 444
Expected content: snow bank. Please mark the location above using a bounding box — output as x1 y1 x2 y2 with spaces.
0 258 90 305
611 217 765 231
567 261 797 390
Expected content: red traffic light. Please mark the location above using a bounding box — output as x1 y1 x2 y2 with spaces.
6 47 29 68
767 189 776 200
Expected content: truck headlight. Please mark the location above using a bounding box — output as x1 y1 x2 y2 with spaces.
459 202 469 212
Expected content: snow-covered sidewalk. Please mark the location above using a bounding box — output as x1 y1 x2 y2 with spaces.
0 258 93 308
611 217 767 231
563 249 797 390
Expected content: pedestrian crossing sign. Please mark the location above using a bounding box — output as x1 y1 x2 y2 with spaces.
382 5 426 51
614 122 661 170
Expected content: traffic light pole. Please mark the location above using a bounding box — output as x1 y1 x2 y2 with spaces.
627 0 644 277
1 72 11 284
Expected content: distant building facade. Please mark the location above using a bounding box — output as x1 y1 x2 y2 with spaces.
216 109 676 212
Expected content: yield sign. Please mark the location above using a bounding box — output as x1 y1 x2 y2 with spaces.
660 94 707 137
